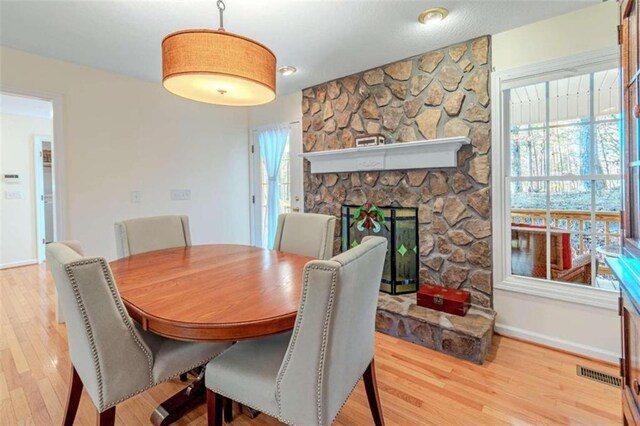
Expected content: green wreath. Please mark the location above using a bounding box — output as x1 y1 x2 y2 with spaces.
353 203 386 233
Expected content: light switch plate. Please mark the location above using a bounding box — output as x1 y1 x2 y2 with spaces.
171 189 191 201
5 190 23 200
130 191 141 203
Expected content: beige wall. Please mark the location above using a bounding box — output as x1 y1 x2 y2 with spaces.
0 113 53 266
248 91 302 128
0 47 251 260
492 1 618 71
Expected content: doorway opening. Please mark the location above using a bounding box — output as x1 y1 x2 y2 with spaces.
35 136 55 262
250 121 303 248
0 92 56 268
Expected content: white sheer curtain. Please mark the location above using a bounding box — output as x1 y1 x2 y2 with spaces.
258 125 291 249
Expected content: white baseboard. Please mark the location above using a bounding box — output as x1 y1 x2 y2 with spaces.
0 259 38 269
495 323 619 364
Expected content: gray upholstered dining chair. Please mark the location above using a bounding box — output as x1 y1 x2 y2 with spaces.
204 236 388 426
47 241 231 426
114 214 191 258
273 213 336 260
114 214 195 381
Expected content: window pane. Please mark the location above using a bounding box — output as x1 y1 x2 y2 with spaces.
511 226 547 279
511 181 546 212
550 231 591 286
630 80 639 163
594 235 621 291
549 74 590 124
594 69 621 120
510 127 546 177
550 215 583 232
633 167 640 240
549 180 591 212
595 179 622 212
278 144 291 214
509 83 546 126
549 124 590 176
596 234 622 253
595 120 622 175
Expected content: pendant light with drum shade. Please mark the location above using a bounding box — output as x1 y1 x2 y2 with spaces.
161 0 276 106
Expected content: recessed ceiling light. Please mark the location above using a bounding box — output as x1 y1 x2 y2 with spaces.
418 7 448 24
278 66 297 76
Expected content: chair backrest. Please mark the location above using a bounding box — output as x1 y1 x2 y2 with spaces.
275 236 387 425
273 213 336 260
46 242 154 412
114 215 191 258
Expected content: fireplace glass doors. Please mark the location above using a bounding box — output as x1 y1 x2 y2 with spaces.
341 205 419 294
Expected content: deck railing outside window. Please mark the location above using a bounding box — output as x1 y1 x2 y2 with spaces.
511 209 621 275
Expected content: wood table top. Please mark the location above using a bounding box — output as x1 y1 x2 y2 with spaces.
109 245 315 342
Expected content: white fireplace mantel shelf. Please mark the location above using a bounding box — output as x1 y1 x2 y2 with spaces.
299 137 470 174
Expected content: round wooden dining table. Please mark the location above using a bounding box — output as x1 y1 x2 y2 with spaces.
109 244 316 425
110 244 315 342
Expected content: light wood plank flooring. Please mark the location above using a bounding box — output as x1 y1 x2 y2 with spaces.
0 263 621 425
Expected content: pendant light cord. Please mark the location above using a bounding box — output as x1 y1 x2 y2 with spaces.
217 0 226 31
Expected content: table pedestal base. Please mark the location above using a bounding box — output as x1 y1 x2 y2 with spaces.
151 370 206 426
240 404 262 419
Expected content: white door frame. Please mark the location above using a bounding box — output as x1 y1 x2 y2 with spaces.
249 121 303 247
34 135 54 263
0 87 66 245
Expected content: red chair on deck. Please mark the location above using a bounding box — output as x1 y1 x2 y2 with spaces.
511 223 592 285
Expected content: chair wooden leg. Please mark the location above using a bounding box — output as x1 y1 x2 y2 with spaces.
97 406 116 426
207 389 223 426
63 366 83 426
362 359 385 426
224 397 233 423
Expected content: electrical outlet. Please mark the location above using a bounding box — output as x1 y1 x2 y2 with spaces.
5 190 23 200
171 189 191 201
130 191 142 203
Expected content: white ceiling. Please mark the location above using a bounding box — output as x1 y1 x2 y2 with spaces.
0 93 53 119
0 0 600 95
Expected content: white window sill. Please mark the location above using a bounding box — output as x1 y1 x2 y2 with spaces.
495 275 618 311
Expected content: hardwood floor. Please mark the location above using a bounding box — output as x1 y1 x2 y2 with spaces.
0 263 621 425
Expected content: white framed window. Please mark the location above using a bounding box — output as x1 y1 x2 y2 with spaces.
491 47 623 309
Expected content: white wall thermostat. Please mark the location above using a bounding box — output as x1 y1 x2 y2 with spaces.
2 174 21 184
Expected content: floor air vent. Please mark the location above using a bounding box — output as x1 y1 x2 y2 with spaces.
577 365 621 388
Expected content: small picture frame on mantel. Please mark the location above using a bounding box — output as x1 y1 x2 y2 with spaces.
355 133 385 147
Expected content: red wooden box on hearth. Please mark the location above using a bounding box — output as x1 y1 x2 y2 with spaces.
417 283 470 316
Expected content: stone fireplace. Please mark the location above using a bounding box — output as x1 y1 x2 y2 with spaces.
301 36 495 363
341 204 419 295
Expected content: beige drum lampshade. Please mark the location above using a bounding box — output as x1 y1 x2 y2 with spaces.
162 29 276 106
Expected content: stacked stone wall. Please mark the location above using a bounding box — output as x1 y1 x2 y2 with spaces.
302 36 493 308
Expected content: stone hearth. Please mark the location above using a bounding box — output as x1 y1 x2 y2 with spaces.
377 293 495 364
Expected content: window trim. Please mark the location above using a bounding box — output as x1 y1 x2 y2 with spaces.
491 47 620 311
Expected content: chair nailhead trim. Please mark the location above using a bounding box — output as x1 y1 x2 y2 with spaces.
316 268 337 425
275 264 338 425
65 257 154 410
